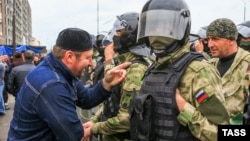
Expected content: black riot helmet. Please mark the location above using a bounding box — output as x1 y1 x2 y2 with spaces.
95 34 105 57
96 34 105 47
101 12 139 48
113 12 140 54
137 0 191 46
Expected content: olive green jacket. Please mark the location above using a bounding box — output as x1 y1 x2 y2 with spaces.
210 47 250 125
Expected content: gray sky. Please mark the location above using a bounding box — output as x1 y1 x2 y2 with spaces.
29 0 250 50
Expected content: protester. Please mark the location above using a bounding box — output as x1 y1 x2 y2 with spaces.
129 0 229 141
207 18 250 125
7 27 131 141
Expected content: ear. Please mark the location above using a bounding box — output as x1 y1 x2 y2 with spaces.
62 51 75 65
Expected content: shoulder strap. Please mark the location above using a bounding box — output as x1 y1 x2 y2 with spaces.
170 52 204 72
131 57 149 66
168 52 204 85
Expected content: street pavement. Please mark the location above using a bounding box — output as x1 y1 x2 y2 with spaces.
0 94 15 141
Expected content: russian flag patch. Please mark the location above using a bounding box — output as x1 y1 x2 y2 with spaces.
195 90 208 103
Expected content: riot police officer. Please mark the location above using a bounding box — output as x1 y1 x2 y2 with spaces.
237 20 250 51
129 0 229 141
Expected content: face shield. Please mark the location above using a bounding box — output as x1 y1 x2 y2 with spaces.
102 28 116 47
237 25 250 38
102 17 129 47
113 17 128 31
137 9 190 41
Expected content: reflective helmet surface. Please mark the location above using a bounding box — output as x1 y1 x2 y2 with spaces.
197 26 208 39
101 28 116 47
102 12 139 47
237 21 250 38
137 0 191 44
114 12 139 31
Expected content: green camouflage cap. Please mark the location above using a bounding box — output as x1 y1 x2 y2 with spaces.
206 18 238 40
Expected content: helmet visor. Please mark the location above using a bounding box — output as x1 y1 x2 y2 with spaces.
237 25 250 38
113 17 128 31
137 9 190 41
102 28 116 46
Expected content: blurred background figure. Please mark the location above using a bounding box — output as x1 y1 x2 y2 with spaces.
237 20 250 51
12 52 25 67
190 26 211 59
32 54 40 66
2 54 12 110
6 50 36 98
0 57 6 115
92 34 105 86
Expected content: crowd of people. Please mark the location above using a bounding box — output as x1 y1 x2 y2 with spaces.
1 0 250 140
0 50 44 115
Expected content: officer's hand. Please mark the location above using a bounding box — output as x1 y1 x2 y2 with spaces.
194 40 204 52
176 88 186 112
82 121 95 141
102 62 131 90
104 42 115 61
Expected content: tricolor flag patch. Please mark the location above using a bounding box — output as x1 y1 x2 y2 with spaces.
195 90 208 103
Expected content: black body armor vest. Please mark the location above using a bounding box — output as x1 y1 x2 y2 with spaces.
130 52 204 141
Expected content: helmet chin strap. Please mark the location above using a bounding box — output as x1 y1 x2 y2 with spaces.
152 41 180 57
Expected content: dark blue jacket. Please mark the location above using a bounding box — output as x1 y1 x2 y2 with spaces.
8 53 110 141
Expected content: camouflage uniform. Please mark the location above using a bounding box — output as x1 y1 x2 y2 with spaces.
90 52 151 141
81 48 100 87
152 44 229 141
207 18 250 125
209 48 250 124
243 65 250 124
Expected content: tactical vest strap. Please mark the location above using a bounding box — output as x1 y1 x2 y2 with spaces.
171 52 203 72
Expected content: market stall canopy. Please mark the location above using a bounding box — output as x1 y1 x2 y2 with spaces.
0 45 46 57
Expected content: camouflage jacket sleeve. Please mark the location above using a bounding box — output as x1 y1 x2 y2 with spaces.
90 63 148 135
90 104 104 123
177 60 229 141
243 65 250 98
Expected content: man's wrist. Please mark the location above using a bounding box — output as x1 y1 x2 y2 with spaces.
102 79 112 91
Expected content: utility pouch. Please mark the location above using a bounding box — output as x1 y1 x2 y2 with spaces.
130 94 154 141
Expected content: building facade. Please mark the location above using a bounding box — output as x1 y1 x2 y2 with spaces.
0 0 32 46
